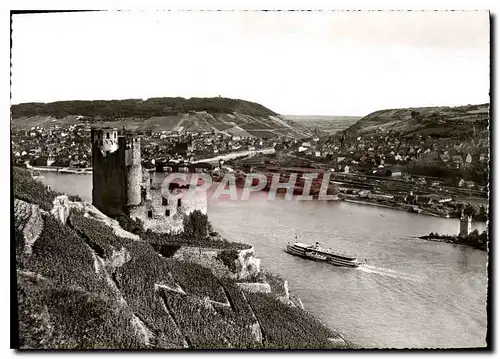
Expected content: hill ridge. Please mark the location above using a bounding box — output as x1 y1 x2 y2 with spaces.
342 103 489 139
11 97 278 119
11 97 315 139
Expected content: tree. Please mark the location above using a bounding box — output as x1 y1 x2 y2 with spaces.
182 210 211 240
478 204 488 221
458 202 479 217
470 229 480 237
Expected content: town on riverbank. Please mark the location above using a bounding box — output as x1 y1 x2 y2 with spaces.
12 111 489 223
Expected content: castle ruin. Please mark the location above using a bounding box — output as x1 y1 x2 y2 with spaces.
91 127 207 233
129 172 208 234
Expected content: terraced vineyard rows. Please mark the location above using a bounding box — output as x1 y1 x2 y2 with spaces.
69 211 123 258
166 260 227 303
246 292 348 349
27 214 114 297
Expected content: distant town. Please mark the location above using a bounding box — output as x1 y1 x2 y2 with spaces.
11 122 276 169
12 115 489 223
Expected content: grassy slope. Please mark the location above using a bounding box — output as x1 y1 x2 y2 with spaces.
18 272 143 349
14 168 348 349
12 113 311 139
13 167 58 211
343 103 489 138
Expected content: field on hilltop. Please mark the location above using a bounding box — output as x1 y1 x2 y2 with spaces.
11 97 313 139
343 103 490 139
284 115 361 135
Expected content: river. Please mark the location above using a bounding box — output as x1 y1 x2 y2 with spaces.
38 171 488 348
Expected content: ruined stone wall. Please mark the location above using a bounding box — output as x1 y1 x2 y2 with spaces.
237 282 271 294
130 189 184 234
91 129 127 217
129 178 208 234
173 246 261 281
141 171 152 202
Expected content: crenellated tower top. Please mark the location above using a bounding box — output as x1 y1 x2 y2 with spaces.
92 128 119 154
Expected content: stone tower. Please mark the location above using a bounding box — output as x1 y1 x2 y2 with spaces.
459 210 472 237
124 134 142 206
91 128 142 217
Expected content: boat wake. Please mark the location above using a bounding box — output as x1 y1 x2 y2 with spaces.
357 264 423 282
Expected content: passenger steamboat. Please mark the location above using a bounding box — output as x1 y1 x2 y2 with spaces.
285 241 364 268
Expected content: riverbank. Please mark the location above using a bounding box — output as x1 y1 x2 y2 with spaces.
341 197 490 223
417 231 488 251
25 164 92 174
342 198 445 218
193 148 276 164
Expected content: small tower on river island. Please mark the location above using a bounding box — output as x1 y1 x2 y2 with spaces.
459 210 472 237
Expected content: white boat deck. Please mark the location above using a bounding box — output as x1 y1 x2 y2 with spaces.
290 242 357 260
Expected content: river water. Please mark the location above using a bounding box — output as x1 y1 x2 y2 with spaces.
39 171 488 348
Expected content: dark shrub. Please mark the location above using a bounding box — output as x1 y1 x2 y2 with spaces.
150 243 181 258
13 168 57 211
182 210 210 240
115 214 144 235
216 249 239 272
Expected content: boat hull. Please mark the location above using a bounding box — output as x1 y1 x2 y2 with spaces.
285 246 362 268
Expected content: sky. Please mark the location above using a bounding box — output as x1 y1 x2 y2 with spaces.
10 10 490 116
